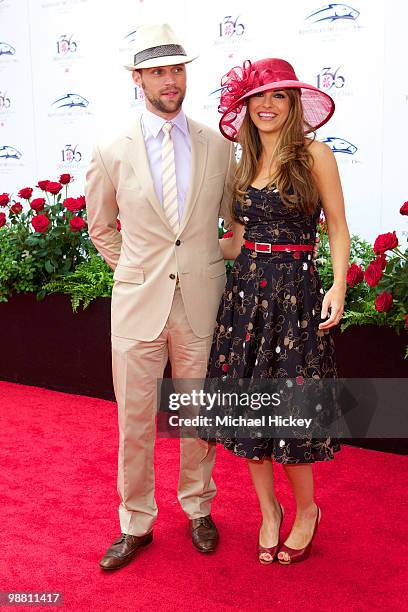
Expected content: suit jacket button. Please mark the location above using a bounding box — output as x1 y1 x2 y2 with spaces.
175 239 181 246
169 273 176 280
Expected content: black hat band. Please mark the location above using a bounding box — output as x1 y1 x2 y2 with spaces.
134 44 187 66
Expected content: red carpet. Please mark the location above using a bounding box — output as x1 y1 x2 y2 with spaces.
0 381 407 612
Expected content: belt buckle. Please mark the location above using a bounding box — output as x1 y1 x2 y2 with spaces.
255 242 272 253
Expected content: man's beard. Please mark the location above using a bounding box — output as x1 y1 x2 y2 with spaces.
142 83 185 114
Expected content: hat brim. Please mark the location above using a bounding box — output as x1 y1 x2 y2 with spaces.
219 81 335 142
124 55 198 71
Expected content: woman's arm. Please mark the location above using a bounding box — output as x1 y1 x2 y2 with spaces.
219 220 246 260
310 140 351 329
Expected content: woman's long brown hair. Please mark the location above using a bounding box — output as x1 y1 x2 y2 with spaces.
233 89 319 215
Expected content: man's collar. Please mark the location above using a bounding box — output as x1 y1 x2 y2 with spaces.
142 108 189 138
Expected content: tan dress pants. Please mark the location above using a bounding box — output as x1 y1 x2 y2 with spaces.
111 287 216 536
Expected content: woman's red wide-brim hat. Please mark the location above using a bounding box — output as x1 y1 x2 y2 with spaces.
218 58 335 142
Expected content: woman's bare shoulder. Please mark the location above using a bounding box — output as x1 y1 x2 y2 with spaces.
305 137 333 161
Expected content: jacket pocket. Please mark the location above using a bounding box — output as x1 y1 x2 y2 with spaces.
113 265 144 284
208 260 226 278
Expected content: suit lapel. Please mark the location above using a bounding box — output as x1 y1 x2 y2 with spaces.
179 117 207 234
125 117 172 229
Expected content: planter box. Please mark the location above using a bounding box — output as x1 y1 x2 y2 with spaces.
1 293 407 453
0 293 114 401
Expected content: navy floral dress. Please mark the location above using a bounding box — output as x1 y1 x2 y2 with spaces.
203 185 341 463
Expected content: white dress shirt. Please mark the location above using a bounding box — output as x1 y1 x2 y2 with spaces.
141 108 191 223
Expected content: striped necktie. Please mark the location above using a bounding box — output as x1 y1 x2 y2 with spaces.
161 122 179 233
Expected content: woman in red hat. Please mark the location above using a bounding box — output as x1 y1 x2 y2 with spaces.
202 59 350 564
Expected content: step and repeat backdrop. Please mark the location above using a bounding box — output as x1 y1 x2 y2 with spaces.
0 0 407 241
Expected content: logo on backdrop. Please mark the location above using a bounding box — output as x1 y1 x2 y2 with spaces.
61 144 82 164
119 28 140 54
0 90 11 110
51 94 89 110
57 143 88 173
323 137 357 155
316 66 345 91
203 85 223 111
0 42 15 56
56 34 78 56
124 30 139 44
49 94 91 122
218 16 245 38
130 85 145 109
300 3 362 36
306 4 360 23
0 145 22 159
215 15 251 49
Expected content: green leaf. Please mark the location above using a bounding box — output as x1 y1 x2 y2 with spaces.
45 260 54 273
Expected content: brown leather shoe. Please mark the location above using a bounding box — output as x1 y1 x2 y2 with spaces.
191 515 219 553
99 532 153 570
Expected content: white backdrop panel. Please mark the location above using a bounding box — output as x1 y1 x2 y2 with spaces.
0 0 407 242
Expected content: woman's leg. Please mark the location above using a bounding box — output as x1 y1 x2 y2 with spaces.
277 464 319 561
247 458 282 553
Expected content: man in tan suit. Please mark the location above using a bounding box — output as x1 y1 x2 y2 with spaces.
85 24 234 570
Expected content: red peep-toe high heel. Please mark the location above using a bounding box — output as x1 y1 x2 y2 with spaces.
277 505 321 565
257 503 284 565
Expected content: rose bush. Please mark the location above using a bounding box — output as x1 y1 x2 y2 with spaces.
317 204 407 356
0 176 93 301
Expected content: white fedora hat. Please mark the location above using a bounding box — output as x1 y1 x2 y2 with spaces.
124 23 197 71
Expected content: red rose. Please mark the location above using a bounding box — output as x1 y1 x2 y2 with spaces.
0 212 6 227
10 202 23 214
260 279 267 288
18 187 33 200
59 173 72 185
373 231 398 255
69 216 86 232
116 219 121 231
400 201 408 216
63 197 80 212
375 291 393 312
46 181 62 195
374 253 387 270
32 214 50 233
222 231 234 239
364 262 383 287
296 376 304 385
347 263 364 288
76 195 86 209
37 180 50 190
0 193 9 206
221 364 229 372
30 197 45 212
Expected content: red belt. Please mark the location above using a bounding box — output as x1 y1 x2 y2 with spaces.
244 240 314 254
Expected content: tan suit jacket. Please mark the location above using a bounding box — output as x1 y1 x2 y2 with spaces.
85 116 235 342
